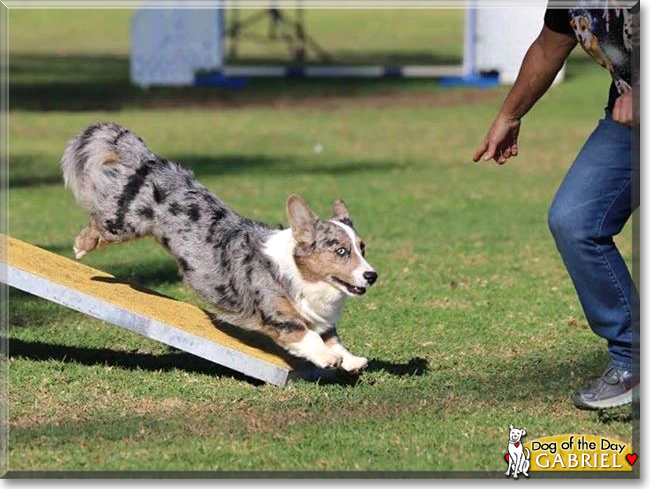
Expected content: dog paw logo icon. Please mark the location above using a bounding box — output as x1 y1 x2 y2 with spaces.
505 424 530 478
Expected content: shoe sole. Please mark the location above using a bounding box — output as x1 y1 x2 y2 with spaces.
574 389 633 410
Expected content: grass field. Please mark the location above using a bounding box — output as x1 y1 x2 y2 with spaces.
6 9 634 473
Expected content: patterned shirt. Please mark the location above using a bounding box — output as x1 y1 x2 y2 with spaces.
544 1 639 110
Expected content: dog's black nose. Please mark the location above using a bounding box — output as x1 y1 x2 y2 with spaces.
363 271 378 285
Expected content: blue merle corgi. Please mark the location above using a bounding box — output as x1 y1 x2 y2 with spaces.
61 122 378 372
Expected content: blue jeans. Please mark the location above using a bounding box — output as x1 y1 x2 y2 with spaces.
548 112 637 371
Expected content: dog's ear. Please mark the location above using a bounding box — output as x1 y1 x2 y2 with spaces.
287 194 318 244
509 424 514 430
521 429 526 437
331 198 353 227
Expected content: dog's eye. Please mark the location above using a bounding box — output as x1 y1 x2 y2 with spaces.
360 242 366 257
336 247 348 256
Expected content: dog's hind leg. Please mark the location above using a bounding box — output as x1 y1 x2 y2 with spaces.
522 452 530 477
73 218 104 259
73 217 121 259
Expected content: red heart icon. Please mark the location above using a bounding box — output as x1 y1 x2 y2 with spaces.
515 443 520 447
626 454 637 466
505 454 509 463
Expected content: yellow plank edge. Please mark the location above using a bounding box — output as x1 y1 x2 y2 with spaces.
2 235 292 371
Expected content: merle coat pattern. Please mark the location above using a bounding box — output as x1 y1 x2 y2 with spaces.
61 122 377 371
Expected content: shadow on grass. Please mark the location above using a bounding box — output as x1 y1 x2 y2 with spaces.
175 155 406 178
8 154 64 189
8 293 430 387
8 337 265 386
205 311 432 386
231 51 462 67
367 357 429 376
8 334 425 388
7 154 61 189
597 407 635 424
7 318 624 402
9 52 468 112
8 173 63 189
296 357 430 387
8 153 405 190
452 349 616 410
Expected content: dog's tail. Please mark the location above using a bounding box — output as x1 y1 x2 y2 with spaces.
524 447 530 460
61 122 153 210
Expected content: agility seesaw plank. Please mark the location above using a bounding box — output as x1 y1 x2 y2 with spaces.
0 235 293 386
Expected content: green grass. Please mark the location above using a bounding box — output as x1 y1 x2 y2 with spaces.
7 9 634 473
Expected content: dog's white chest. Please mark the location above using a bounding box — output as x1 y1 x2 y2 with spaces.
297 282 346 332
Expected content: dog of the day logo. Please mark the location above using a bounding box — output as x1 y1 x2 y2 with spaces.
504 426 637 475
504 424 531 478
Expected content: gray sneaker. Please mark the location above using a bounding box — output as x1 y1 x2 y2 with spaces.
574 366 634 410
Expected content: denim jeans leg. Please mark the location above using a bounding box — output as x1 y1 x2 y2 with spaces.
547 114 636 371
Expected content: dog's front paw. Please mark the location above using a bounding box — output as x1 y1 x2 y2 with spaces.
341 355 368 373
312 349 343 370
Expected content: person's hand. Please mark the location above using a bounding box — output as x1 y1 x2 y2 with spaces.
612 89 633 127
472 114 521 165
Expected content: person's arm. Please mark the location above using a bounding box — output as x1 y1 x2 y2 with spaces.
473 26 577 164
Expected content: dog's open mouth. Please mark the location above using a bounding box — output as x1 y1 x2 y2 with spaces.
332 276 366 296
